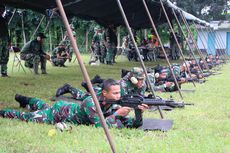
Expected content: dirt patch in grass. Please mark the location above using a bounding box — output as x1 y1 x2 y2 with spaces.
19 82 35 86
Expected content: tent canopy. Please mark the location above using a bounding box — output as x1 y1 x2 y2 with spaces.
1 0 175 29
0 0 209 28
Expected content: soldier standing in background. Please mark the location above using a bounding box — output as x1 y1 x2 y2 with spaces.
105 24 117 65
0 5 10 77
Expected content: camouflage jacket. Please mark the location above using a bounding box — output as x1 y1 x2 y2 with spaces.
120 72 146 96
21 40 45 55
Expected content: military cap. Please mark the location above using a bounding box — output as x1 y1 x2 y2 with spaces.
131 67 145 79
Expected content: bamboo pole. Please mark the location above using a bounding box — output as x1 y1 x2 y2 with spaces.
172 9 204 75
179 11 210 71
56 0 117 152
159 0 196 87
116 0 165 118
141 0 184 99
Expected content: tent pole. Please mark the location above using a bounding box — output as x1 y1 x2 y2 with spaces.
44 9 55 33
116 0 165 118
159 0 196 88
209 26 228 59
172 9 204 76
192 22 209 58
30 15 45 41
208 26 224 57
194 23 219 70
55 1 117 153
193 22 223 64
179 11 210 71
8 9 16 25
141 0 184 100
216 27 229 58
20 13 27 45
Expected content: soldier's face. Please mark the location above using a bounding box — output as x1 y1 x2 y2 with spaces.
103 85 121 101
136 79 144 88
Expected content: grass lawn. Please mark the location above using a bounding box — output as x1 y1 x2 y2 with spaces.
0 53 230 153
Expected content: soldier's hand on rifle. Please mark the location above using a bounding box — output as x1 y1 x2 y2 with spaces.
137 104 149 113
115 107 132 117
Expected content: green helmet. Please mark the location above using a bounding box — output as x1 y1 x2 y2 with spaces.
131 67 145 79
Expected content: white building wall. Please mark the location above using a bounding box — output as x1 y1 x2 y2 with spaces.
198 29 230 50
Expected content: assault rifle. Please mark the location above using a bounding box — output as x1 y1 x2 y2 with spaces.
106 94 194 109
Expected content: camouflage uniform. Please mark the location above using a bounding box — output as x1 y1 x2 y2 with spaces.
120 67 146 96
51 46 67 66
154 65 182 92
65 30 76 62
92 29 106 63
1 92 142 128
105 25 117 64
20 39 47 74
0 15 10 76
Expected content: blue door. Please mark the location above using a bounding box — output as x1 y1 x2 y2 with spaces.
227 32 230 55
208 32 216 55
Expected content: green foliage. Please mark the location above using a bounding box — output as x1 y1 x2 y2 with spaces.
0 53 230 152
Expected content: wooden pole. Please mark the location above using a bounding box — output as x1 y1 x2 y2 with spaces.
55 0 117 152
116 0 165 118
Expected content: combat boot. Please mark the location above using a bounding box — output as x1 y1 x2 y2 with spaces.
56 84 71 97
91 75 104 84
81 82 89 92
0 110 6 117
15 94 32 108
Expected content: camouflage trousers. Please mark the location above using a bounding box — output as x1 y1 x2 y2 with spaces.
2 98 81 124
68 86 101 101
51 57 67 66
106 43 116 63
20 53 46 72
0 38 9 74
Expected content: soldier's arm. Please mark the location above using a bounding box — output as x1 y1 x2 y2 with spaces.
83 97 127 128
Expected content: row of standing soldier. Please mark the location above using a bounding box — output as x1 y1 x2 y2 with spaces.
91 24 117 65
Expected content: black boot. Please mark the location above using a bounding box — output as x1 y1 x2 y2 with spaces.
56 84 71 97
81 82 89 92
0 110 6 117
91 75 104 84
15 94 32 108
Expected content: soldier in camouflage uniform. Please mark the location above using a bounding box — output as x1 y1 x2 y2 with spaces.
56 67 147 99
105 24 117 65
20 33 48 74
91 26 106 63
64 24 76 62
0 5 10 77
120 67 147 96
51 41 70 67
0 79 148 128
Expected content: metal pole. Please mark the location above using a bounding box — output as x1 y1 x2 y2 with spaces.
172 9 204 75
179 11 210 71
159 0 196 88
56 1 117 152
142 0 183 99
44 10 55 33
194 23 218 70
30 15 45 41
116 0 165 118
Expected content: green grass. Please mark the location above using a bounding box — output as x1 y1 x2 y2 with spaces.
0 53 230 153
